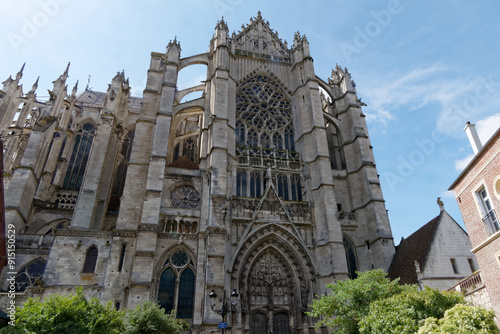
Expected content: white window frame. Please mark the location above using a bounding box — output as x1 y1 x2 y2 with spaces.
475 184 500 235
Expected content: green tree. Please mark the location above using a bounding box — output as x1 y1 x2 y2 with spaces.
123 300 188 334
307 269 409 334
358 287 464 334
0 288 123 334
418 304 499 334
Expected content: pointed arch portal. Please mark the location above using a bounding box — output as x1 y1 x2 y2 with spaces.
234 226 315 333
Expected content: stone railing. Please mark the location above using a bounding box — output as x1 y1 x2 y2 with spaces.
236 146 301 170
448 271 484 295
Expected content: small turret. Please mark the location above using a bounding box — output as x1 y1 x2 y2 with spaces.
166 37 181 62
212 17 229 48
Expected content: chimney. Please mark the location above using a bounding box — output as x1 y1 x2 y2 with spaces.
464 122 483 154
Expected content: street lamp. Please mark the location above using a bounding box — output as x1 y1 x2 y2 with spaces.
209 289 239 333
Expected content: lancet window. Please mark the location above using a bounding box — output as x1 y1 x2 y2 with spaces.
158 250 196 319
109 129 135 212
62 123 95 190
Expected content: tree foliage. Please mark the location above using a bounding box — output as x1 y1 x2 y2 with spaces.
0 287 123 334
308 270 499 334
0 288 189 334
418 304 499 334
358 287 463 334
307 269 409 334
123 300 188 334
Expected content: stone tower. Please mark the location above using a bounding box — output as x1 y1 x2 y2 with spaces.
0 13 395 333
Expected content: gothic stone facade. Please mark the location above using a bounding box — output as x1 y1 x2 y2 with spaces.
0 14 395 333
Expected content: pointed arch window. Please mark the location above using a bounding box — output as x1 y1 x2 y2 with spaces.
326 122 346 169
250 171 262 198
237 170 247 197
343 236 358 279
277 174 289 200
158 250 195 319
82 246 98 273
170 113 202 166
236 120 245 146
284 126 295 151
109 129 135 212
62 123 95 190
15 258 46 292
290 175 302 201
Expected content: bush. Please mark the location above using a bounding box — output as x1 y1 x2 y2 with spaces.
123 300 188 334
359 287 464 334
418 304 499 334
0 288 123 334
307 269 409 334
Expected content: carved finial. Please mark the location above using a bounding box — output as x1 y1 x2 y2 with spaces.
15 62 26 81
257 10 262 19
72 80 78 97
437 197 444 211
61 62 70 81
29 76 39 94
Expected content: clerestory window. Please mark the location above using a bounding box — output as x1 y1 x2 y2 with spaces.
62 123 95 190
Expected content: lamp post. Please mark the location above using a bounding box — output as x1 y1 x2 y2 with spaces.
209 289 239 334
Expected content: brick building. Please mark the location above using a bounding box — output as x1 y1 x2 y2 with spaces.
449 123 500 321
0 14 395 333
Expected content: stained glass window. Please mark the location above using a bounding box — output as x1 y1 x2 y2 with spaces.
62 123 95 190
250 171 261 198
235 76 302 200
343 236 358 279
237 170 247 197
158 251 195 319
15 258 46 291
82 246 98 273
177 268 195 318
158 268 176 312
291 175 302 201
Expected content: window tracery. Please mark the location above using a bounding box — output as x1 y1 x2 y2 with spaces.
171 113 202 165
15 258 46 291
158 250 195 319
170 185 200 209
235 75 302 200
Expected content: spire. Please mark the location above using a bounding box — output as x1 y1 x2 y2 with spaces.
15 63 25 82
62 62 70 81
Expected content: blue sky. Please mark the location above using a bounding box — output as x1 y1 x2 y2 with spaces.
2 0 500 244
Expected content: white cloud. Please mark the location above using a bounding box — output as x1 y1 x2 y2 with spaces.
476 113 500 144
359 65 500 137
455 153 474 171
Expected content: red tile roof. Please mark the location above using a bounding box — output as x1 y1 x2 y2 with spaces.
388 213 442 284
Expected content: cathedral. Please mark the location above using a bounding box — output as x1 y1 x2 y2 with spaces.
0 13 395 333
